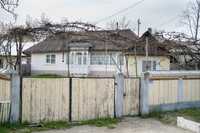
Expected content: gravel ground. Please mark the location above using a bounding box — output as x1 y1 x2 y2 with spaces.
34 117 192 133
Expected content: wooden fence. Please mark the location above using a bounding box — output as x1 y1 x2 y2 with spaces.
141 71 200 113
2 71 200 123
149 79 179 106
72 78 115 121
149 78 200 106
0 78 11 124
22 77 140 123
123 78 139 116
22 78 69 123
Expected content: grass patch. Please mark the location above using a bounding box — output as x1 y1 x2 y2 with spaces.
0 118 119 133
148 108 200 125
0 121 70 133
29 74 66 78
0 127 10 133
40 121 71 129
79 118 119 128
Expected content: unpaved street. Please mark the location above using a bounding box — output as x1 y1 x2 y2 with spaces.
34 117 192 133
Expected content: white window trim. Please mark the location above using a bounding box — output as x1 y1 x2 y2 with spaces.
68 51 89 65
142 59 160 72
46 54 56 64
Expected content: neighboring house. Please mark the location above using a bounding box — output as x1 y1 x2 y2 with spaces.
24 29 170 77
127 30 170 76
0 55 29 69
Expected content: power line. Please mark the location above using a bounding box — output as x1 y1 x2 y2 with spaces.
158 15 179 28
94 0 145 24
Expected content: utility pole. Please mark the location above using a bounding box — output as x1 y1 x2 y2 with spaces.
116 22 119 30
145 36 149 59
134 18 141 77
137 19 141 37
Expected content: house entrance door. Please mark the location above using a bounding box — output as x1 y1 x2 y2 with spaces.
70 51 89 75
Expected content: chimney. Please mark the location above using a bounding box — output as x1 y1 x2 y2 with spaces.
148 28 152 34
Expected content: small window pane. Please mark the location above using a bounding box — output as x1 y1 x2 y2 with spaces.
118 55 124 65
66 54 69 64
46 55 50 63
110 54 116 65
142 61 151 72
51 55 56 64
83 53 87 65
69 53 74 64
153 61 157 70
46 54 56 64
105 55 110 65
77 53 82 65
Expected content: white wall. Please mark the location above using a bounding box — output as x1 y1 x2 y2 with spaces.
31 52 127 75
31 53 68 71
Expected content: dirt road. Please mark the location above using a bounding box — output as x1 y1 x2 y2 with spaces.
34 117 192 133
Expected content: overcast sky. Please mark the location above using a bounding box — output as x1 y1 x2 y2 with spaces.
1 0 192 34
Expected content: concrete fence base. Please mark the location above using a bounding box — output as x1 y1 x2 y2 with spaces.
177 117 200 133
150 101 200 112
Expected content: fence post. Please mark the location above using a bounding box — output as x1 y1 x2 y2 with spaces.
9 72 20 123
115 73 124 118
177 78 184 103
140 72 150 116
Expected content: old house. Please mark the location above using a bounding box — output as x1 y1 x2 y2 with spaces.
24 29 170 77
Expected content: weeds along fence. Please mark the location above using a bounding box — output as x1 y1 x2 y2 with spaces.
22 77 140 123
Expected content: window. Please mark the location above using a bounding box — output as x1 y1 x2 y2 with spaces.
117 55 124 65
110 53 116 65
67 52 87 65
142 60 157 72
91 53 123 65
77 53 82 65
46 54 56 64
66 53 70 64
83 53 87 65
0 59 3 68
91 53 105 65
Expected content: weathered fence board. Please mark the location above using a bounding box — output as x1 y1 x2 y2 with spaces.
149 79 200 106
22 78 69 123
123 78 140 116
0 79 10 124
182 79 200 102
0 79 10 101
149 80 178 105
72 78 115 121
0 102 10 124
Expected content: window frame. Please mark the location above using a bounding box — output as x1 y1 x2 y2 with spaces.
46 54 56 64
142 60 158 72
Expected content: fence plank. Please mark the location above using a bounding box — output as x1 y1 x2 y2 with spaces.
0 80 10 101
149 78 200 106
0 79 10 124
22 78 69 123
72 78 114 121
123 78 139 116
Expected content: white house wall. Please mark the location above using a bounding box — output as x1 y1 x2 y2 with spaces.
31 52 127 76
31 53 67 74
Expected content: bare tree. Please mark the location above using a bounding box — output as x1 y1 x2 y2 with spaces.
0 0 19 17
182 0 200 42
154 1 200 70
106 16 132 30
